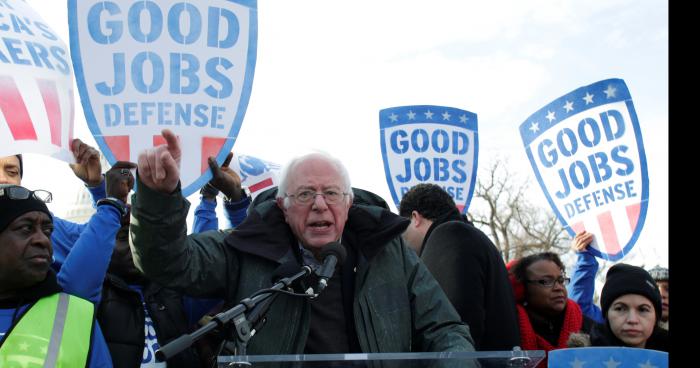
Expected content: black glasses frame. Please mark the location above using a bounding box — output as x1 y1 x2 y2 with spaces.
0 186 53 203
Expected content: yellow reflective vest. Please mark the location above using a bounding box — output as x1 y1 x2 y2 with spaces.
0 292 94 367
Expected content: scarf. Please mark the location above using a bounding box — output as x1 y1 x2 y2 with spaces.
517 299 583 366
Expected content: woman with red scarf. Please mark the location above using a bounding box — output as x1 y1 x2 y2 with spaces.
509 252 595 367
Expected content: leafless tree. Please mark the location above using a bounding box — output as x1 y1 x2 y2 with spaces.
468 158 568 262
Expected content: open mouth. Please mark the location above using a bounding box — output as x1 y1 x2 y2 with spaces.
309 221 332 229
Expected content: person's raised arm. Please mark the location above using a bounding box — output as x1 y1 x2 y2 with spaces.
57 161 135 303
131 129 230 297
51 139 107 269
567 231 604 323
136 129 181 193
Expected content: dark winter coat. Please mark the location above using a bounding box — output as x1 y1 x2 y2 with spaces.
420 218 521 351
97 274 200 368
130 181 475 354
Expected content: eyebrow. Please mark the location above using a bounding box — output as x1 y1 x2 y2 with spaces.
295 185 342 191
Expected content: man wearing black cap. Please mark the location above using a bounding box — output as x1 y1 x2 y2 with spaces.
1 139 113 272
0 185 113 366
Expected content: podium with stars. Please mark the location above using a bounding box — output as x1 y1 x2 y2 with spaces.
548 347 667 368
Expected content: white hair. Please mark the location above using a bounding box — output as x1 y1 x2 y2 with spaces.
276 151 353 208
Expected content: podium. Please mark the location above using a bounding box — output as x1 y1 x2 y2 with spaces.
217 350 546 368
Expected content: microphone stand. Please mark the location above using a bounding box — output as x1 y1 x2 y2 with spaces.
155 266 314 362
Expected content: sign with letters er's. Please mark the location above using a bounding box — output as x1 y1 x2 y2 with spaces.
519 79 648 261
380 105 478 214
69 0 257 196
0 0 75 161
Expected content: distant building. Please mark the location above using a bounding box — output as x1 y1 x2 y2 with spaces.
62 187 95 223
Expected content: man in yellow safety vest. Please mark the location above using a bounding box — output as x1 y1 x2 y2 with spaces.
0 184 113 367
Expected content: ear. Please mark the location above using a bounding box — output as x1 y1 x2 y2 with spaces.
410 210 424 227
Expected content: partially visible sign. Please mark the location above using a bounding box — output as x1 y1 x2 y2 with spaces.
229 153 280 199
519 79 648 260
69 0 258 196
549 347 667 368
380 105 478 213
0 0 74 161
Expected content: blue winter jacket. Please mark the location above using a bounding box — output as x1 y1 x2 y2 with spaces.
568 251 604 323
192 195 250 232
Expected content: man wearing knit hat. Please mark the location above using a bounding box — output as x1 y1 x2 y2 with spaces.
0 185 113 366
647 265 669 330
1 139 115 273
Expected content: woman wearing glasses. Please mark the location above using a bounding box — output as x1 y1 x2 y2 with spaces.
510 252 596 367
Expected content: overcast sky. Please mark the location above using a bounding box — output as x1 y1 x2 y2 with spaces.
20 0 668 267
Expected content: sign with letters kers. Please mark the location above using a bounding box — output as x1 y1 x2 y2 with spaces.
519 79 648 261
0 0 75 162
69 0 257 196
380 105 478 213
549 347 667 368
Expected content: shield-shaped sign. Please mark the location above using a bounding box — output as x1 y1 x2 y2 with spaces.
0 0 75 162
549 347 667 368
380 105 478 213
229 153 280 199
519 79 648 260
69 0 257 196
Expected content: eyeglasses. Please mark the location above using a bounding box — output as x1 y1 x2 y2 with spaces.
285 189 349 205
525 276 570 288
0 186 52 203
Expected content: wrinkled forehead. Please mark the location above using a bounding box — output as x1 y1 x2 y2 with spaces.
287 158 344 191
0 155 20 167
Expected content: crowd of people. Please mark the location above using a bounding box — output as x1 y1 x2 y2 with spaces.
0 129 669 367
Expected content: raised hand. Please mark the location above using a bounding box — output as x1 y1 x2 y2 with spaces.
571 231 594 253
207 152 243 201
137 129 181 193
69 138 103 187
105 161 138 202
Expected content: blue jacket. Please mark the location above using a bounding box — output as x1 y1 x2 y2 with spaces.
192 195 250 232
51 183 106 271
567 251 604 323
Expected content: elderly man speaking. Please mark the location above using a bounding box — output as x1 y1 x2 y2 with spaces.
129 129 474 356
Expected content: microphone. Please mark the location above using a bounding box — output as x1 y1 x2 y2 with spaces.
271 261 302 283
314 242 347 294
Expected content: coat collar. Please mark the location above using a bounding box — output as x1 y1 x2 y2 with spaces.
224 200 409 264
0 270 62 308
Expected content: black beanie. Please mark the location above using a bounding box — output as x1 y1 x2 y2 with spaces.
601 263 662 321
0 185 51 233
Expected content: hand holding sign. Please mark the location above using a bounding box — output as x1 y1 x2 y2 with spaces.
571 231 594 253
69 138 103 187
137 129 181 193
207 152 243 201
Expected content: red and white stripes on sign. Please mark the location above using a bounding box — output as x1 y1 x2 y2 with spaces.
101 134 228 176
571 202 642 258
0 75 71 147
